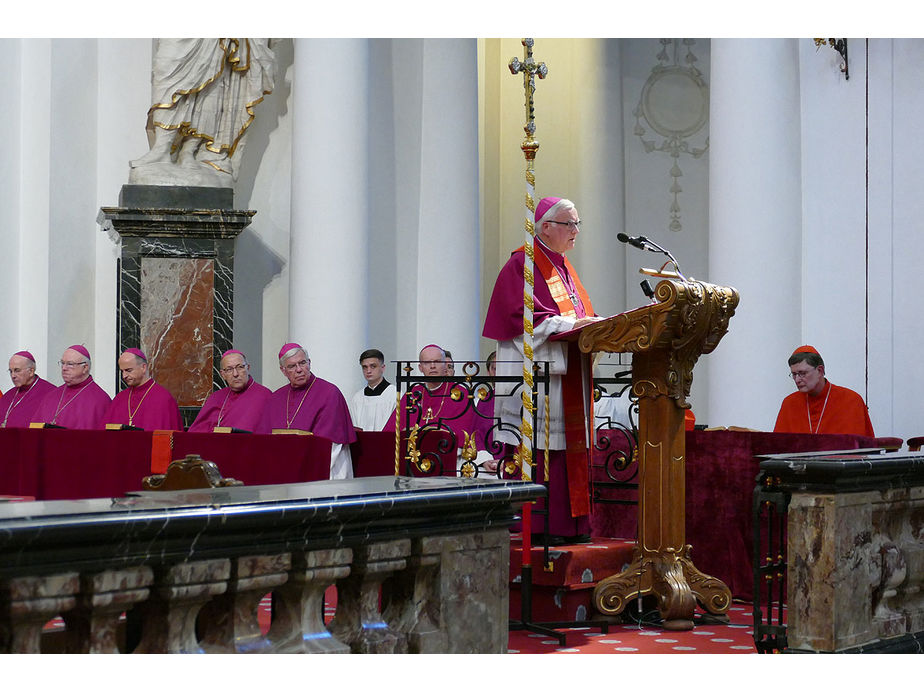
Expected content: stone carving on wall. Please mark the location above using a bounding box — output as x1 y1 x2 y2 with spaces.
633 39 709 233
129 38 276 188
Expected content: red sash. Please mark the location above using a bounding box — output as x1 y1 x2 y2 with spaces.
523 242 594 319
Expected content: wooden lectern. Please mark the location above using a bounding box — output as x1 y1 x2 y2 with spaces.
556 277 739 630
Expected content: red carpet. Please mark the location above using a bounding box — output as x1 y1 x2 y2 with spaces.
507 601 757 653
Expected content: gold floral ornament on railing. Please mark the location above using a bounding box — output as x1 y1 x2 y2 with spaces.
504 447 522 477
406 424 430 473
460 432 478 478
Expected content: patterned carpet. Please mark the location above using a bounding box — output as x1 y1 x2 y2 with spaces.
507 601 756 653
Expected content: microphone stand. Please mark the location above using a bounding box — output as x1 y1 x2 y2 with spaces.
639 237 688 282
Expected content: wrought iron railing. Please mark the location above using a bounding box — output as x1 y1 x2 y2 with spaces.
590 360 639 508
752 469 789 653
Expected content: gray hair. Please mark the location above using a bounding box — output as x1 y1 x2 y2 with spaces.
279 346 308 367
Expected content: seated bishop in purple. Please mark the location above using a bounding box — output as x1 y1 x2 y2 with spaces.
384 344 477 450
32 345 112 429
1 350 58 428
256 343 357 479
188 349 272 433
100 349 183 431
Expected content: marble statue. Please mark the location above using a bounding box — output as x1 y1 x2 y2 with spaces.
129 38 276 188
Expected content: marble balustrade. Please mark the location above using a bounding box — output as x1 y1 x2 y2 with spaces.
0 476 543 654
758 450 924 653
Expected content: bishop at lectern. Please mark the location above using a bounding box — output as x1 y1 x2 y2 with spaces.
483 197 604 543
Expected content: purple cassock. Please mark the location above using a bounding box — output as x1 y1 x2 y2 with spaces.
32 376 112 430
482 238 594 541
188 377 272 433
101 380 183 431
256 373 357 444
0 376 58 429
384 382 476 448
482 242 589 341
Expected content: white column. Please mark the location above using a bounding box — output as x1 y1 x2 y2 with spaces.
414 38 481 363
706 39 802 430
0 40 24 371
95 39 153 394
289 39 369 392
17 40 53 377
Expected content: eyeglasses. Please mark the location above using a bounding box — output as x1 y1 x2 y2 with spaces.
789 368 817 380
221 364 248 374
419 360 444 367
547 220 581 229
283 359 309 372
59 360 88 368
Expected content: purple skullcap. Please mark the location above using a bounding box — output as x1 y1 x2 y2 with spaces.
222 349 245 359
279 343 303 359
14 350 35 363
534 197 561 223
68 345 91 360
124 348 147 362
420 344 443 353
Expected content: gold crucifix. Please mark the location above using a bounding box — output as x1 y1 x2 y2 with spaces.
508 38 548 153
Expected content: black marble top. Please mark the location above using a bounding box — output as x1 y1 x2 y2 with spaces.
0 476 545 578
758 449 924 493
118 184 234 209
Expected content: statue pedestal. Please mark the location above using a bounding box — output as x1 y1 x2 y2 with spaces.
98 185 255 426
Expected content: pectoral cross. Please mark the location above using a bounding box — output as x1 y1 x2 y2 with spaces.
424 407 434 424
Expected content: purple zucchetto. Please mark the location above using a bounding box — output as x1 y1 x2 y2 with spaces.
534 196 562 223
124 348 147 362
68 344 91 360
14 350 35 363
278 343 303 360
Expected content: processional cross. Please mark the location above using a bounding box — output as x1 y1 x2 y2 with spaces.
509 38 548 149
508 38 548 480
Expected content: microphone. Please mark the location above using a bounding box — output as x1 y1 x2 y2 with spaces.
640 280 656 303
617 233 650 250
618 232 688 281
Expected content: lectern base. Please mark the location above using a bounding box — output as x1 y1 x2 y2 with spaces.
592 543 731 630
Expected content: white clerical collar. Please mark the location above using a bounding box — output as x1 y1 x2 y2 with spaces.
536 235 564 261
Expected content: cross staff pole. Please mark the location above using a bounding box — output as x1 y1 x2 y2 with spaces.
509 37 547 556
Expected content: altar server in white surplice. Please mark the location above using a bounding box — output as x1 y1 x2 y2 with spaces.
349 349 396 431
